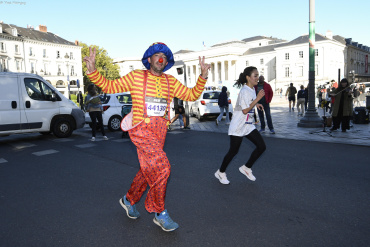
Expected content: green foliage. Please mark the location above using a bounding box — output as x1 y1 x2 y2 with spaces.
80 42 121 92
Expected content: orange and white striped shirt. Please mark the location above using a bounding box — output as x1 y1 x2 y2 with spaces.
87 69 207 125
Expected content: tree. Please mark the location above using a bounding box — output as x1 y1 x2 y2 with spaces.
80 42 121 93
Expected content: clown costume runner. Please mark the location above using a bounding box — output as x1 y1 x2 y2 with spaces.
83 42 210 232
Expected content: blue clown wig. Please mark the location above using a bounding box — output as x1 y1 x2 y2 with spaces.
142 42 175 72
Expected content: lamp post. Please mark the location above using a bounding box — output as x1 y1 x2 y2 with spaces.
297 0 322 127
65 53 70 99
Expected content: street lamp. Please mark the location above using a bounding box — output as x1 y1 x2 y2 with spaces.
65 53 70 99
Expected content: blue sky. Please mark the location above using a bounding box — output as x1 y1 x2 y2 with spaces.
1 0 369 58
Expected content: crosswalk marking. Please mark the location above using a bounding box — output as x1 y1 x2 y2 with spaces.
32 149 59 156
0 158 8 163
75 143 96 148
11 142 36 150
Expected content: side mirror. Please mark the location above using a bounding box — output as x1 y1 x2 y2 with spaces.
51 93 57 102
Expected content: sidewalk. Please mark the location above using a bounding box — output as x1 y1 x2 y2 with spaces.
172 102 370 147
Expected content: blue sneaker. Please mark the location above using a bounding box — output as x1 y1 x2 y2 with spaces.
259 129 265 133
153 209 179 232
270 129 275 134
119 195 140 219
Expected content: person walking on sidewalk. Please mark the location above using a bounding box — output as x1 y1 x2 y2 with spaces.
215 66 266 185
254 76 275 134
285 83 297 112
216 86 230 125
296 85 306 116
85 84 108 141
84 42 210 232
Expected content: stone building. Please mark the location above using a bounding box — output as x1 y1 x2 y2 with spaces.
0 22 83 97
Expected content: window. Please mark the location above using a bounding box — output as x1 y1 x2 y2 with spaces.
43 49 47 58
260 58 264 65
299 66 303 77
31 62 35 73
315 64 319 76
285 67 290 77
44 63 48 74
29 47 33 56
16 60 20 71
129 65 134 71
58 65 61 75
299 51 303 58
71 65 75 76
15 45 19 54
285 53 290 60
57 51 60 58
24 78 56 101
0 42 5 52
246 61 249 66
70 52 73 59
315 49 318 56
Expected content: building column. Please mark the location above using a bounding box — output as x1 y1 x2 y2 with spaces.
221 60 225 83
214 61 219 85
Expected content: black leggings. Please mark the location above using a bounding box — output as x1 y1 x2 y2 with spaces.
89 111 105 137
220 129 266 173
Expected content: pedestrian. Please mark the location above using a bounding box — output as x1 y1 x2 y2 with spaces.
296 85 305 116
280 88 283 98
83 42 210 232
304 86 308 111
216 86 230 125
168 97 189 130
215 66 266 185
254 75 275 134
329 78 354 132
285 83 297 111
77 91 84 110
85 84 108 141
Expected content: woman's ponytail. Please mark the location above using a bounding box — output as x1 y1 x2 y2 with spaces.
233 66 257 88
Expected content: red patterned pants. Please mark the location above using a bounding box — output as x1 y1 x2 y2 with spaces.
126 117 170 213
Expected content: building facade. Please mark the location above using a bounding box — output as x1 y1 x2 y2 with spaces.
0 22 83 97
113 32 370 103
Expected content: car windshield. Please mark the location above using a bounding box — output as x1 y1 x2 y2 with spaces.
203 92 220 99
116 94 132 104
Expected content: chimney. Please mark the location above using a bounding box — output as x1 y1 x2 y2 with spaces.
326 30 333 40
75 40 80 46
39 25 47 32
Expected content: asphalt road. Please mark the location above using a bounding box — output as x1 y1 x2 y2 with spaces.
0 128 369 247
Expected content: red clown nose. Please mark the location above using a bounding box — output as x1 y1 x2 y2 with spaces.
158 58 163 63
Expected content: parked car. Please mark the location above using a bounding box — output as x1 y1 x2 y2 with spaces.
190 90 233 121
85 92 132 131
0 72 85 138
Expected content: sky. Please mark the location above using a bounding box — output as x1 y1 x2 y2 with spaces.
1 0 369 59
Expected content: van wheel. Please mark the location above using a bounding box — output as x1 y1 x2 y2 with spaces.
53 118 73 138
108 115 122 131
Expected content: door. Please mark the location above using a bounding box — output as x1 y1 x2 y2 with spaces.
20 77 60 132
0 74 23 133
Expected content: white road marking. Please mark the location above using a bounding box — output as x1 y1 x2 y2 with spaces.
75 144 96 148
32 149 59 156
0 158 8 163
11 142 36 150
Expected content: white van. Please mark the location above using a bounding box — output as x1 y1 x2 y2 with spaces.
0 72 85 138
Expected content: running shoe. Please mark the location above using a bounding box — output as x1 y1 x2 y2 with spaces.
239 165 256 181
119 195 140 219
214 170 230 184
153 210 179 232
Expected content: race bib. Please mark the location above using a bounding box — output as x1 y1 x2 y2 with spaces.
245 109 255 125
145 97 167 117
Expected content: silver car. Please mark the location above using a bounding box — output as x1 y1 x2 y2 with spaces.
190 90 233 121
